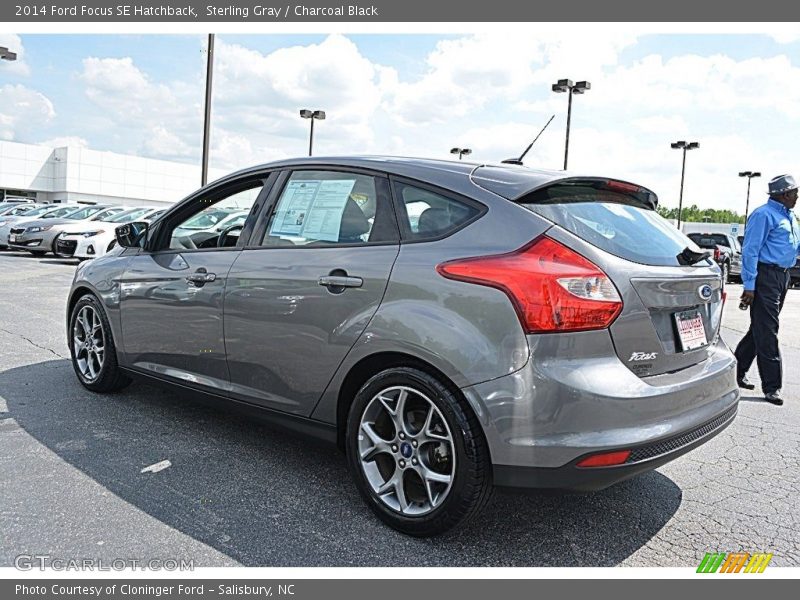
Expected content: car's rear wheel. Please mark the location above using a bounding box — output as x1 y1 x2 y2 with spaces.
345 367 492 536
68 294 131 392
721 261 730 284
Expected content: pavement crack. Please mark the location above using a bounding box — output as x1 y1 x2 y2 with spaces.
0 328 66 359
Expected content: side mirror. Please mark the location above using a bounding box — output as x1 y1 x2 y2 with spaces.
115 221 149 248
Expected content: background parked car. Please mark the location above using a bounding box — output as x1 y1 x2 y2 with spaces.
687 232 740 283
0 204 80 249
0 202 46 217
55 207 165 260
8 205 124 256
791 255 800 288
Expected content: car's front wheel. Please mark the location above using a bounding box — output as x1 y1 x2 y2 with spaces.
68 294 131 392
345 367 493 536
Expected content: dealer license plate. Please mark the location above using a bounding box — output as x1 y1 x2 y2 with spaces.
674 309 708 351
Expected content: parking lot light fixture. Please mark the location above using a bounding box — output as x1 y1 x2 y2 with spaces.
450 147 472 160
551 79 591 170
738 171 762 225
670 140 700 230
0 47 18 61
300 109 326 156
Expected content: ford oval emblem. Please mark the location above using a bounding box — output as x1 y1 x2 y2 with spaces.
698 284 713 301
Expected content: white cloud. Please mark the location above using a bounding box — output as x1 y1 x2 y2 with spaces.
0 84 55 141
0 34 30 77
632 115 689 135
38 135 89 148
383 33 638 126
768 30 800 44
594 53 800 118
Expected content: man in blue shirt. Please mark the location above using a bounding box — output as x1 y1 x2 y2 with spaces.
735 174 800 405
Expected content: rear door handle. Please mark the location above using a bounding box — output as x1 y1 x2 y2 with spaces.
318 275 363 288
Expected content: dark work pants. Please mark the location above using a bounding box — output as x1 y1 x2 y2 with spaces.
734 263 790 394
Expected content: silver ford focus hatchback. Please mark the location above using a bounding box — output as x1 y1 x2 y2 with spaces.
67 157 739 536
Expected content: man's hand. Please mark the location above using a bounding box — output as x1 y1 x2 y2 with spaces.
740 290 755 306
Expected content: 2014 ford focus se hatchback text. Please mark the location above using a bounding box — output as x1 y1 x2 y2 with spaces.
67 157 739 536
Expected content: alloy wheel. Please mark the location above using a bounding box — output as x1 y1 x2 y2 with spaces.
358 385 456 516
72 305 105 382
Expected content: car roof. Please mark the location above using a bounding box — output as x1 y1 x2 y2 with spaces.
212 156 619 201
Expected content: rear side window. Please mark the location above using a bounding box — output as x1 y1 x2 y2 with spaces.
395 182 482 241
519 181 706 267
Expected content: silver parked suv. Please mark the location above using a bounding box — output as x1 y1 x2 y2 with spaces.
67 157 739 536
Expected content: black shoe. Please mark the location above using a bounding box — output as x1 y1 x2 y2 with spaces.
737 375 755 390
764 390 784 406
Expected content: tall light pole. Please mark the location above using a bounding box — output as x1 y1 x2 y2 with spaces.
551 78 590 170
450 147 472 160
300 109 326 156
670 140 700 230
201 34 214 186
0 46 17 61
738 171 761 225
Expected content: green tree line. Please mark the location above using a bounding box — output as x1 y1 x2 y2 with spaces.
656 204 744 224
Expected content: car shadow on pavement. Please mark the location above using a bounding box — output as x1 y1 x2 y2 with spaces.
2 360 682 567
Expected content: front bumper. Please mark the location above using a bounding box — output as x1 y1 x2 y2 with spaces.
461 330 739 491
8 229 59 253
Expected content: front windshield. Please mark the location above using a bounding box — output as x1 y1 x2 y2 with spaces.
108 208 151 223
66 206 104 220
45 206 81 218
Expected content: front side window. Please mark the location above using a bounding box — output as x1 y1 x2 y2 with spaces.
262 170 393 246
168 183 262 250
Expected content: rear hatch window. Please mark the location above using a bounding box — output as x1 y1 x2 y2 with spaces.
515 179 709 267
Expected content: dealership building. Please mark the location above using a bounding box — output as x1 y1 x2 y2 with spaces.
0 140 226 207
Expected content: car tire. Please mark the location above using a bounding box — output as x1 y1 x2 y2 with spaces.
68 294 131 393
722 261 730 284
345 367 493 537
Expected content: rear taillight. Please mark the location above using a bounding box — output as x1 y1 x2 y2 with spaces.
714 247 721 261
436 236 623 333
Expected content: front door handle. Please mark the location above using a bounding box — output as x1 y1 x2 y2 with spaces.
186 270 217 285
318 275 363 289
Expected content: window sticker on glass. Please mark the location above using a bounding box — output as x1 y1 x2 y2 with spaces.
270 179 356 242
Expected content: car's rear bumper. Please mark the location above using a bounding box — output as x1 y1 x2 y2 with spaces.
493 403 737 491
461 330 739 489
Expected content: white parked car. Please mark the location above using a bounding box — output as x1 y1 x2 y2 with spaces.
54 207 165 260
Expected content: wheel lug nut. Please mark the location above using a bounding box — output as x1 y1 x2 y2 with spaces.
412 440 417 447
412 458 418 465
391 445 398 452
399 460 406 468
399 432 405 440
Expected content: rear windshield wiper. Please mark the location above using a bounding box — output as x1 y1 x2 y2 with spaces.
677 246 710 266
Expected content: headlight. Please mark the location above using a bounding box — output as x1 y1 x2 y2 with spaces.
28 225 53 233
80 231 101 238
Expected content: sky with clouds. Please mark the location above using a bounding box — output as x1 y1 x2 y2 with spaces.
0 31 799 212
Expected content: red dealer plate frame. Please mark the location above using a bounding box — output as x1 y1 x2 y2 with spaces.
674 309 708 351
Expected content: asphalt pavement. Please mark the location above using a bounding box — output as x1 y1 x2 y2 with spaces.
0 251 798 567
